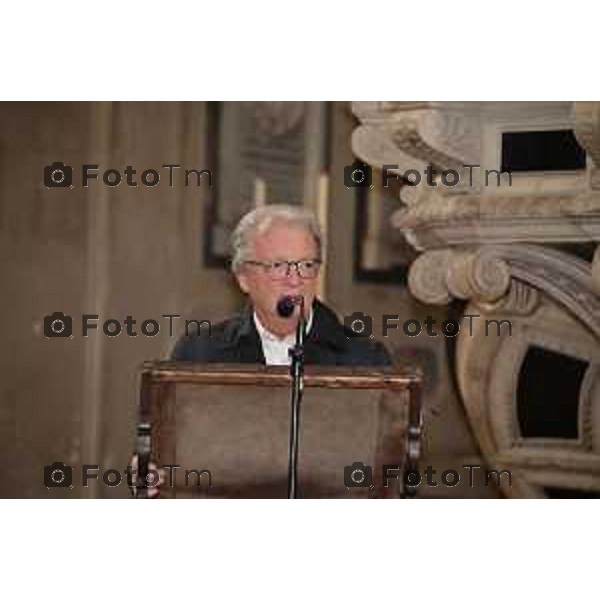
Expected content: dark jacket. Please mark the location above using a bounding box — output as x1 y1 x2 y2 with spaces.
171 300 392 366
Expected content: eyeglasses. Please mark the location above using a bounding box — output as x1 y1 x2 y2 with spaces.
243 259 322 280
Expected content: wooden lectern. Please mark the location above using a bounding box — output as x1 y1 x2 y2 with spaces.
138 361 422 499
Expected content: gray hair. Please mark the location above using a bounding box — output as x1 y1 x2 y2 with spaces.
230 204 323 272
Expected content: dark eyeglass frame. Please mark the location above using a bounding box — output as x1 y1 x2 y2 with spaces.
242 259 323 279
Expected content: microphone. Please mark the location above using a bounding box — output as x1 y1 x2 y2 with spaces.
276 295 301 318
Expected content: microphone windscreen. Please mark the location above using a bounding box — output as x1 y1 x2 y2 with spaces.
276 296 296 318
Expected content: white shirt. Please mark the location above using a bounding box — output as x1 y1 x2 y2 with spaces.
253 310 314 366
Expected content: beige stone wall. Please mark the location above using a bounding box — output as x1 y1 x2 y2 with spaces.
0 102 240 498
1 102 93 498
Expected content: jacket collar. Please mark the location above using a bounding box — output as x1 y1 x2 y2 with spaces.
227 299 348 352
305 300 348 351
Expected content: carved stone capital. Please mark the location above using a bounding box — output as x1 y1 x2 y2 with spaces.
408 247 511 306
410 243 600 338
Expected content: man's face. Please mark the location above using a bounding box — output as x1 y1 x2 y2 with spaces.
235 223 321 328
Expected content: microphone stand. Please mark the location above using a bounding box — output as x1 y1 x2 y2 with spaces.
135 422 151 498
287 297 306 499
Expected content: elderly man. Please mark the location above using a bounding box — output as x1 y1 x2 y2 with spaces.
172 204 391 366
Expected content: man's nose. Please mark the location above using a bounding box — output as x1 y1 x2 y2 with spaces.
285 264 304 285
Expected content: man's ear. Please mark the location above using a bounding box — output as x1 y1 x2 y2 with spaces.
235 270 250 294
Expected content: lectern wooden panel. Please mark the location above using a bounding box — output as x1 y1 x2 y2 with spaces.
138 362 422 499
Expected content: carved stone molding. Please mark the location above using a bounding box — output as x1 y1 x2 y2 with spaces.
392 190 600 251
456 295 600 498
352 101 600 498
352 101 585 206
409 244 600 340
352 101 482 204
412 243 600 498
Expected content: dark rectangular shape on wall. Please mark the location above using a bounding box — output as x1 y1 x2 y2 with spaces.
501 130 586 172
517 345 588 439
203 102 330 268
